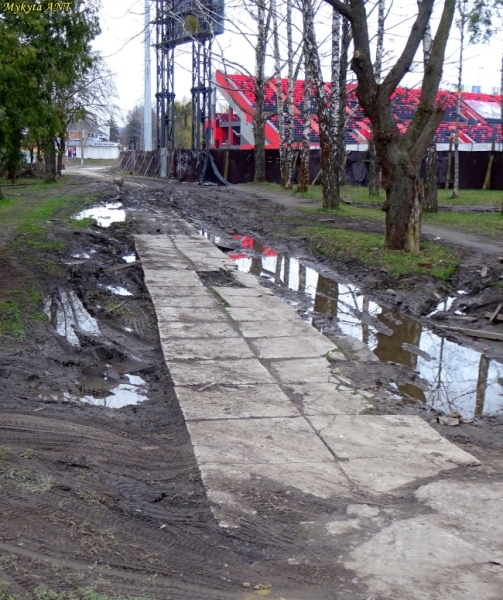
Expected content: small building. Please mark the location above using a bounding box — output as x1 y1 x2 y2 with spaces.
67 113 121 160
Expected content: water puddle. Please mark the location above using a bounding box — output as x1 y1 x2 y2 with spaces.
100 284 133 297
44 291 100 346
80 374 147 408
74 202 126 227
203 232 503 419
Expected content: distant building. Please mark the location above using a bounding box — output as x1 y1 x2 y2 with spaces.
213 70 503 151
67 113 120 159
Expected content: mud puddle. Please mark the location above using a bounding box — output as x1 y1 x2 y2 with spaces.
202 231 503 419
80 373 147 408
44 291 100 346
74 201 126 227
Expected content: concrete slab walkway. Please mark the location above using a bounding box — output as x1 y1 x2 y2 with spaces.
135 219 503 599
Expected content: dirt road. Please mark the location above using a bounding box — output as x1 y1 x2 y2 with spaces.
0 168 502 599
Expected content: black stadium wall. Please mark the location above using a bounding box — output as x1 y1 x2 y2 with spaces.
118 149 503 190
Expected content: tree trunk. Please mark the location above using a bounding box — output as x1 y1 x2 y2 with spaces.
368 136 379 196
383 151 423 253
297 53 311 193
419 0 438 211
331 9 341 193
272 0 286 187
423 142 438 211
338 10 350 186
303 0 339 208
452 17 465 199
285 0 295 189
253 0 269 184
368 0 384 197
44 139 57 183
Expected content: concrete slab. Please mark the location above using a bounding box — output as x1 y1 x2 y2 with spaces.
167 358 277 386
239 320 314 338
344 518 499 600
146 285 212 298
249 336 337 359
175 384 299 420
187 417 336 464
158 320 240 339
226 306 300 322
140 258 190 270
213 287 273 298
162 336 254 360
416 480 503 550
214 293 283 309
202 461 353 511
153 307 227 323
289 383 372 415
149 295 220 308
234 270 264 287
268 358 338 384
144 271 204 287
338 455 448 493
308 414 480 467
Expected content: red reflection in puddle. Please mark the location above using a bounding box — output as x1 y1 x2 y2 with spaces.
231 235 277 257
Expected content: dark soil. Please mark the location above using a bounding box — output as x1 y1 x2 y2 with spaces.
0 168 502 599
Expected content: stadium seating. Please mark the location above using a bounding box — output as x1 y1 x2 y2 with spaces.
223 74 502 146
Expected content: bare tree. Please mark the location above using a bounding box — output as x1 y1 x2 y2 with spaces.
323 0 455 252
254 0 273 183
304 0 339 208
331 8 341 199
284 0 295 189
297 49 311 193
272 0 287 186
337 9 351 186
420 0 438 212
368 0 385 197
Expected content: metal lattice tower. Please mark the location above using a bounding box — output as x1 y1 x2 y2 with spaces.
154 1 224 151
191 39 213 150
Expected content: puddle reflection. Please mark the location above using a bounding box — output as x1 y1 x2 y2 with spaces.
81 373 147 408
74 202 126 228
202 232 503 419
44 291 100 346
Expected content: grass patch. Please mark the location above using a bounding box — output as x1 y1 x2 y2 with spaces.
422 210 503 237
0 447 13 461
296 225 459 280
0 300 24 338
34 587 153 600
1 469 59 493
257 181 503 208
69 217 95 228
19 449 36 459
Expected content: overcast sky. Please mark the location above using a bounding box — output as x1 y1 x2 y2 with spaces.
92 0 503 124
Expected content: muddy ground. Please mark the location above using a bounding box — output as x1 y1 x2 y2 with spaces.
0 168 502 599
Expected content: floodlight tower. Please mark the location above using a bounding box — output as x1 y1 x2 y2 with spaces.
155 1 224 150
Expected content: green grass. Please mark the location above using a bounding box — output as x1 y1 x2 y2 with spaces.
0 447 13 460
258 181 503 207
0 469 59 493
33 588 153 600
295 225 459 280
0 300 24 338
298 202 385 223
0 187 93 342
422 210 503 237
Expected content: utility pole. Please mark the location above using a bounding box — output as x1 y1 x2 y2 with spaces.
144 0 152 151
